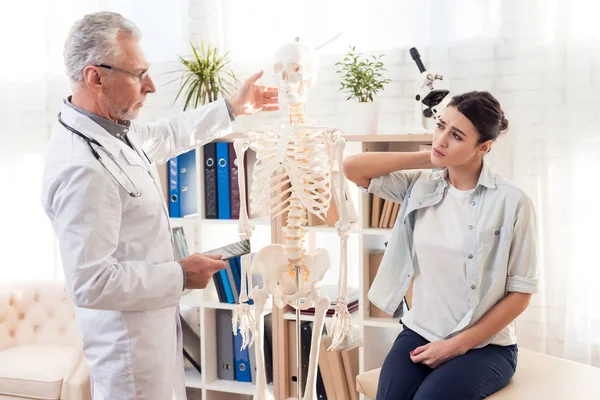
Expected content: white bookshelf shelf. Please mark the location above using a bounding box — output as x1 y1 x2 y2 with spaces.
180 290 202 307
363 228 393 236
363 316 402 328
203 301 240 310
184 368 202 389
198 217 271 226
283 311 362 325
205 379 261 395
202 301 274 319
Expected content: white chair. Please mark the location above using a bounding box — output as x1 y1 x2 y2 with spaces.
0 280 90 400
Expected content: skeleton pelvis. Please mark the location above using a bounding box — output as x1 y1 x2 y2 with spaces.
252 245 331 296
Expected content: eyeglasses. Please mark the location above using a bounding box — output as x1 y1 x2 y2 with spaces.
96 64 149 83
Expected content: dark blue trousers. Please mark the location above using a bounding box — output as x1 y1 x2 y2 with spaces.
376 328 517 400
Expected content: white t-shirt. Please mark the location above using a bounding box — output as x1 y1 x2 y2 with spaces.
403 183 474 342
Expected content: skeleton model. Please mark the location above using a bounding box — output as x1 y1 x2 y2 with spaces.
231 38 353 400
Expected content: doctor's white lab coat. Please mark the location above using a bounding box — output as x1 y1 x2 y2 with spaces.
41 99 233 400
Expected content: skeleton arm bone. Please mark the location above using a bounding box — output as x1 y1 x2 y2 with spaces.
232 139 257 349
327 135 354 350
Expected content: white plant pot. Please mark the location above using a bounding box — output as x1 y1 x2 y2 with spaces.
345 101 380 135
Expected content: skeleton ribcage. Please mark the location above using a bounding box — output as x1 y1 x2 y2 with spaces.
248 129 332 220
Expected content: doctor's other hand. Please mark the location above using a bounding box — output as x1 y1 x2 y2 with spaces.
181 253 226 289
227 70 279 117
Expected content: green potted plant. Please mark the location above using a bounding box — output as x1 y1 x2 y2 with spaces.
335 46 391 134
173 41 238 110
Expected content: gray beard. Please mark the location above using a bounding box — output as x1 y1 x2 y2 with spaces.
110 103 138 121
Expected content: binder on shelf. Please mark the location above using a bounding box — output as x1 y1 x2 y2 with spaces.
203 143 218 219
248 336 257 384
287 320 308 397
178 149 197 217
216 309 235 381
212 272 226 303
216 142 231 219
224 261 239 304
300 322 327 399
233 328 252 382
230 256 242 295
264 312 274 384
217 267 234 304
169 157 180 218
229 142 240 219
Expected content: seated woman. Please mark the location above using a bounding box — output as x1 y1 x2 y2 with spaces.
343 91 538 400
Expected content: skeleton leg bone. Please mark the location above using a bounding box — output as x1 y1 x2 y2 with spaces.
302 292 330 400
249 286 274 400
232 139 257 349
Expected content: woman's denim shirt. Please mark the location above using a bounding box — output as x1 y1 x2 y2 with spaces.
365 159 539 345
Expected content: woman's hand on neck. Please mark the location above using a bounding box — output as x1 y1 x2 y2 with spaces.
447 156 484 190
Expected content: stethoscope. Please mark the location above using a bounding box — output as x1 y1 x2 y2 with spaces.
58 113 149 198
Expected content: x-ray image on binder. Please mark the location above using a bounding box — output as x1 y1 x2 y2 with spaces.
172 227 190 261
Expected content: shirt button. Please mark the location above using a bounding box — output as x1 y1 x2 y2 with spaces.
471 284 477 290
468 225 473 230
494 230 500 235
418 202 422 206
124 128 129 133
116 133 121 137
470 201 476 206
468 254 473 259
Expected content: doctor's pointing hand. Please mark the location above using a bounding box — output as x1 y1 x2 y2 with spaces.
41 11 277 400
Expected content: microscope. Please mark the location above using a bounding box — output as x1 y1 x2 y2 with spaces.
410 47 450 130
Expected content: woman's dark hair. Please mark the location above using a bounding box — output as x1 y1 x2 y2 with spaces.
447 91 508 143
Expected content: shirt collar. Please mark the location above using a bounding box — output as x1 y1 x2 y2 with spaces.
439 156 496 190
64 96 131 140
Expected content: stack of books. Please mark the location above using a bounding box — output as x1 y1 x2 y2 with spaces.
370 194 401 229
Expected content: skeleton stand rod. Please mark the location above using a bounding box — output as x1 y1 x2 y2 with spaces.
295 264 302 400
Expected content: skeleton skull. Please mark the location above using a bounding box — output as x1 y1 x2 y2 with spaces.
273 38 319 105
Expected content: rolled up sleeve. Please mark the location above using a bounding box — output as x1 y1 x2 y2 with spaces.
365 170 423 204
506 195 539 293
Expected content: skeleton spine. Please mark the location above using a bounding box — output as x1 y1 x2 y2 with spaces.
283 195 306 263
284 103 308 267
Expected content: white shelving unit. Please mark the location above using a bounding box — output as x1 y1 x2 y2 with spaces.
172 132 432 400
171 133 273 400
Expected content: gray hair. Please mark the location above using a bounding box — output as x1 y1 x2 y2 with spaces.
64 12 141 82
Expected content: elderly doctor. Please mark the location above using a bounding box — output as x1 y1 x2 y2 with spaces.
41 12 278 400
